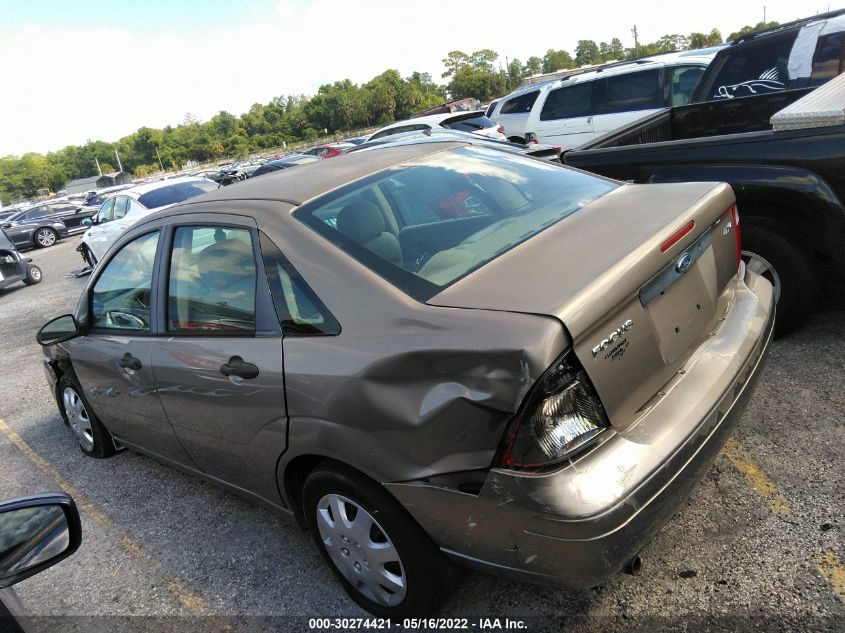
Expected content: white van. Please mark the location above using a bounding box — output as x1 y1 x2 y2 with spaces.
520 49 720 150
486 83 552 143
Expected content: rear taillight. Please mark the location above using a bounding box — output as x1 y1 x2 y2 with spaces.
525 132 537 144
729 204 742 276
498 351 609 470
497 125 505 134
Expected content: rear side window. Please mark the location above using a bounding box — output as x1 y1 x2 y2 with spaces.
442 114 498 132
540 82 596 120
485 100 498 116
259 232 340 336
167 226 256 332
668 65 706 106
500 91 540 114
603 69 663 113
369 124 429 141
113 197 130 220
137 181 219 210
705 32 796 99
810 31 845 86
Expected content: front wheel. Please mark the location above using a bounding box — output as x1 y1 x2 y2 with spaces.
303 463 459 617
59 375 115 458
22 263 42 285
34 227 58 248
741 224 818 337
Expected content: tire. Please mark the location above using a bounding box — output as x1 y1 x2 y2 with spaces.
58 374 115 458
34 227 58 248
22 263 42 285
741 224 818 337
303 462 460 617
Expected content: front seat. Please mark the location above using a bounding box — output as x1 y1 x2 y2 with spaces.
336 201 403 267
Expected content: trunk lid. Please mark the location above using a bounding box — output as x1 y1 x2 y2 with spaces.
428 181 739 427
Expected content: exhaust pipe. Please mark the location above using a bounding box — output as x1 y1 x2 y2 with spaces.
625 555 642 577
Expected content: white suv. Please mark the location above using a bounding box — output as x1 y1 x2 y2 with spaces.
497 49 719 150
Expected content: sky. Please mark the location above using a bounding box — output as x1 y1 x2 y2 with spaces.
0 0 839 156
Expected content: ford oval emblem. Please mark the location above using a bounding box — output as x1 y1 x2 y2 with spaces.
675 253 692 273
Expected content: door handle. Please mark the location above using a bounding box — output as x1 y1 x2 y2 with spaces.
118 353 142 371
220 356 259 379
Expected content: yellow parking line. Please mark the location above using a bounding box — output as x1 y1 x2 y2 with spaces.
817 551 845 604
0 417 208 614
721 437 791 515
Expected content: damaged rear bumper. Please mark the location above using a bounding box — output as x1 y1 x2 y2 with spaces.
386 271 774 588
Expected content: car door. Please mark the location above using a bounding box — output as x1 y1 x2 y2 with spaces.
532 81 598 150
10 208 49 246
592 68 665 139
99 196 131 256
64 228 196 466
150 219 287 498
86 198 115 259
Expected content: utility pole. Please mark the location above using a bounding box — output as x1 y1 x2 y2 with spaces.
155 146 164 171
763 5 766 23
631 25 640 57
94 157 102 176
113 147 123 172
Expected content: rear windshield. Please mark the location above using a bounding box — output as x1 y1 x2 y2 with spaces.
137 180 219 210
442 114 497 132
294 146 616 300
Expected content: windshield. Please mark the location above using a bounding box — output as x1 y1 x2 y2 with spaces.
294 146 616 300
137 180 219 210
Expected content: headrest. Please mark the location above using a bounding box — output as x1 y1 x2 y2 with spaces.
336 201 387 243
196 238 255 289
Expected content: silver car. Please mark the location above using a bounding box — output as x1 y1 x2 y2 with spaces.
37 137 774 616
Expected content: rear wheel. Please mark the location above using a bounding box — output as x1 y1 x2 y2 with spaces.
59 375 115 458
22 263 42 285
303 463 459 617
34 228 57 248
741 224 817 337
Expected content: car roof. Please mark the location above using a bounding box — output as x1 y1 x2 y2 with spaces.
379 111 485 131
173 141 464 208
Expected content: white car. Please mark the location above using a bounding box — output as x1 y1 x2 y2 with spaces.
496 48 720 150
367 111 507 142
78 177 218 266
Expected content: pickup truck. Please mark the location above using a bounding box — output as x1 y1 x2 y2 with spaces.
563 85 845 336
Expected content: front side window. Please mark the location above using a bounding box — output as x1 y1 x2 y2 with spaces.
500 90 540 115
98 199 115 223
259 233 340 336
294 146 616 300
603 69 663 114
26 208 49 221
167 226 256 332
540 81 596 121
91 231 160 331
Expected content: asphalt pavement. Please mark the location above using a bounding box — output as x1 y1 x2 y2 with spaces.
0 237 842 633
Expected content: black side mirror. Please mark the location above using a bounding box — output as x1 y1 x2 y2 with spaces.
0 493 81 589
37 314 80 346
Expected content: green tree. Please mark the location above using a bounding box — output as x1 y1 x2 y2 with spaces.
524 56 543 76
574 40 601 66
542 49 573 73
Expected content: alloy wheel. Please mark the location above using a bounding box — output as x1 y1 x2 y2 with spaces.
742 250 781 304
316 494 407 606
62 386 94 452
29 267 42 281
36 229 56 247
